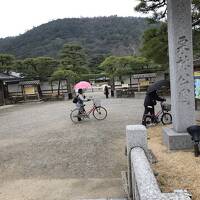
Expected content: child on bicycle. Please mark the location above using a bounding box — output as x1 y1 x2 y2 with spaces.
142 90 166 125
76 88 90 121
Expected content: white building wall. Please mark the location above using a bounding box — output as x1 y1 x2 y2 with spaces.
8 84 22 93
40 81 67 94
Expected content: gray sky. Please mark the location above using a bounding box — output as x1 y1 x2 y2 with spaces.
0 0 144 38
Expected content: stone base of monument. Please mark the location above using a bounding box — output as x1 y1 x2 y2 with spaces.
163 127 193 150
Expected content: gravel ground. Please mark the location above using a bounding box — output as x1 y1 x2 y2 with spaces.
0 92 144 200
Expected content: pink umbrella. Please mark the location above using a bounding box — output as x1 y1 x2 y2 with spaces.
74 81 92 90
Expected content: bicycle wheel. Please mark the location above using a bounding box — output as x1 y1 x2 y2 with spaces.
93 106 107 120
70 108 81 123
144 115 153 127
161 113 172 125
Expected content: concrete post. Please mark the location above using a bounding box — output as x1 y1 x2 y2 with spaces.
167 0 195 132
126 125 148 199
126 125 148 155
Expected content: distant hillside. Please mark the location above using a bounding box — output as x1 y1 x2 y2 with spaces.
0 16 152 59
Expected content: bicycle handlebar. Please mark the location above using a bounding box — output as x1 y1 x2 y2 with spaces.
160 99 166 104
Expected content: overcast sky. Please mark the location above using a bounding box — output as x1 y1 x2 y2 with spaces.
0 0 145 38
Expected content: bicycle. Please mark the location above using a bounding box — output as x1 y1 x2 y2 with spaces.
143 102 172 127
70 98 107 123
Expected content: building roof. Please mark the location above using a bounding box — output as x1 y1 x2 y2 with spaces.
0 73 19 81
19 80 40 86
132 73 156 79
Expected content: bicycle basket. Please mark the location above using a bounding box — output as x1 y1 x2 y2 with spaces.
93 99 101 107
162 103 171 111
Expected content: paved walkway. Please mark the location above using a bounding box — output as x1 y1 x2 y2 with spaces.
0 93 144 200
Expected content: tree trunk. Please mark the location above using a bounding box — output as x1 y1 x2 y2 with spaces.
50 81 53 94
58 80 61 96
119 75 124 84
4 84 9 99
129 74 132 87
37 84 43 99
0 82 5 105
111 77 115 97
66 79 73 99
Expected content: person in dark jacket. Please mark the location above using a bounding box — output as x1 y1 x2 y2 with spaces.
142 90 165 125
104 86 109 98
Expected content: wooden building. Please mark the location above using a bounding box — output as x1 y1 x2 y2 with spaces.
0 73 20 106
19 80 40 100
0 80 4 105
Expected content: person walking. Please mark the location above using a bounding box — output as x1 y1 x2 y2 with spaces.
104 86 109 98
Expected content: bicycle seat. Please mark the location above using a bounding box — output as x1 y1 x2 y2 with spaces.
187 125 200 142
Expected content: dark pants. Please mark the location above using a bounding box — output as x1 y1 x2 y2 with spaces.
78 110 82 121
142 106 155 125
78 105 85 121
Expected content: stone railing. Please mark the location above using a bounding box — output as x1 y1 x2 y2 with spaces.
125 125 191 200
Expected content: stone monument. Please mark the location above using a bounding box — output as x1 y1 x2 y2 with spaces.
163 0 196 149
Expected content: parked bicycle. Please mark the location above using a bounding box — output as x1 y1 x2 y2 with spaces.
70 98 107 123
143 102 172 127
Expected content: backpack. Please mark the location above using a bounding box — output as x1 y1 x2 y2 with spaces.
72 95 79 103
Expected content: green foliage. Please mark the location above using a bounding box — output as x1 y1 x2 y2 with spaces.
13 44 96 82
192 0 200 26
100 56 119 78
88 54 108 73
51 68 79 83
135 0 200 25
0 17 151 62
51 68 79 98
16 57 59 80
140 23 168 67
59 43 89 74
0 53 15 73
193 30 200 59
134 1 200 67
140 22 200 66
135 0 167 22
100 55 158 78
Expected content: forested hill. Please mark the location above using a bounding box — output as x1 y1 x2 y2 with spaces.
0 16 151 59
